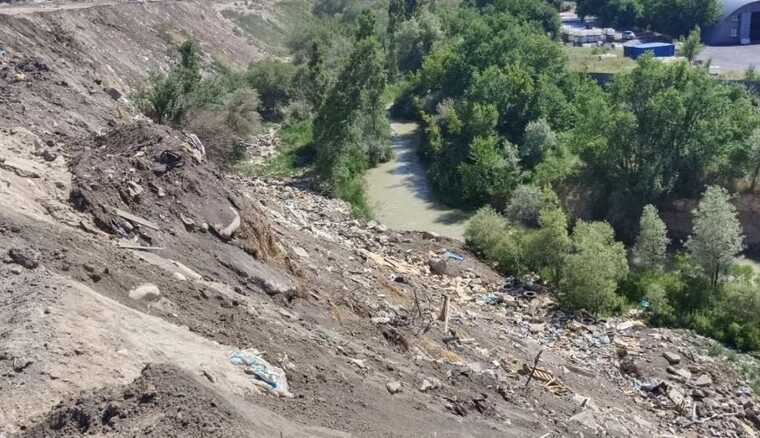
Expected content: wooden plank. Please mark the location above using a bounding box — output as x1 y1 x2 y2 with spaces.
113 208 159 230
115 242 164 251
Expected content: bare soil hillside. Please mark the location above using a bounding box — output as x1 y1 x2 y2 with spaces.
1 1 760 437
0 0 263 140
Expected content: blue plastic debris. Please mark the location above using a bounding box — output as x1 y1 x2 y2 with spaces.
230 350 293 397
481 293 501 305
444 250 464 262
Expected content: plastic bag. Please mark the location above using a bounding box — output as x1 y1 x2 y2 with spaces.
230 350 293 398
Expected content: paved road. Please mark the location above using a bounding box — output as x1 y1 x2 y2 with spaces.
697 44 760 73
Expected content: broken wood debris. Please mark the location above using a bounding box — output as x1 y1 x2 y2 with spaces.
113 208 159 230
115 242 164 251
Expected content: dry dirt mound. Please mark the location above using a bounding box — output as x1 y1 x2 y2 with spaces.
19 364 254 438
69 121 278 260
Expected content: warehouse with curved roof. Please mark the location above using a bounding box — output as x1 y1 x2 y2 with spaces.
704 0 760 45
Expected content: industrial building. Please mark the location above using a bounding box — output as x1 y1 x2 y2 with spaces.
623 42 676 59
704 0 760 45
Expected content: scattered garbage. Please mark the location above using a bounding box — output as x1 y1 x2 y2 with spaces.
229 350 293 398
478 292 503 305
443 250 464 262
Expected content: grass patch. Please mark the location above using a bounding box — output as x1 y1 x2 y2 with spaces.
565 46 637 74
335 175 373 219
237 118 315 177
705 341 760 394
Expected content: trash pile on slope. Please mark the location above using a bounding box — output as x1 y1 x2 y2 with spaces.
244 128 280 165
241 176 760 437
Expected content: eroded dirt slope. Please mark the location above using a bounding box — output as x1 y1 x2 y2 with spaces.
1 1 760 437
0 0 263 140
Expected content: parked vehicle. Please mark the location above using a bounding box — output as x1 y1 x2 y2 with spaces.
622 30 636 40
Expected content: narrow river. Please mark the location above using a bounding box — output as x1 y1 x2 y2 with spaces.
364 121 472 241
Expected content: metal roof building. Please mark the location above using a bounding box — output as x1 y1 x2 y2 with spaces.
623 42 676 59
704 0 760 45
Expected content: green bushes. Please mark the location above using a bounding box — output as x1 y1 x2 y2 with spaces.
466 205 629 314
245 61 298 121
136 40 204 124
136 41 264 164
464 207 521 270
559 221 629 314
465 187 760 346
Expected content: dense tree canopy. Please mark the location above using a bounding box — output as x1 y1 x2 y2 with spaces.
568 56 758 237
576 0 721 37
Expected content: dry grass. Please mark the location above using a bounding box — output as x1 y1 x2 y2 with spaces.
565 46 637 74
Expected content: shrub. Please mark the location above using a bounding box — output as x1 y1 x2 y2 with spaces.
136 40 203 124
505 184 545 226
523 206 570 282
183 89 262 164
246 61 298 121
465 206 509 258
559 221 629 314
632 204 669 271
465 207 527 273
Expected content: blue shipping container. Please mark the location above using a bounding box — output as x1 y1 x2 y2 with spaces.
623 42 675 59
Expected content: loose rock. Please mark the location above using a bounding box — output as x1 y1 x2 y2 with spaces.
8 247 40 269
386 380 402 395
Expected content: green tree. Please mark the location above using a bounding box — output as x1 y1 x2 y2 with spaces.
686 186 744 288
246 61 297 121
574 56 758 238
744 129 760 192
678 26 703 62
645 0 720 38
577 0 720 37
313 19 388 202
505 183 545 226
525 205 570 282
632 204 669 271
459 136 522 206
356 9 377 40
392 12 442 73
520 118 557 168
304 41 329 111
560 221 629 314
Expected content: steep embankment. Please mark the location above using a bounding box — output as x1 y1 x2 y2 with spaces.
0 0 263 140
0 1 759 437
